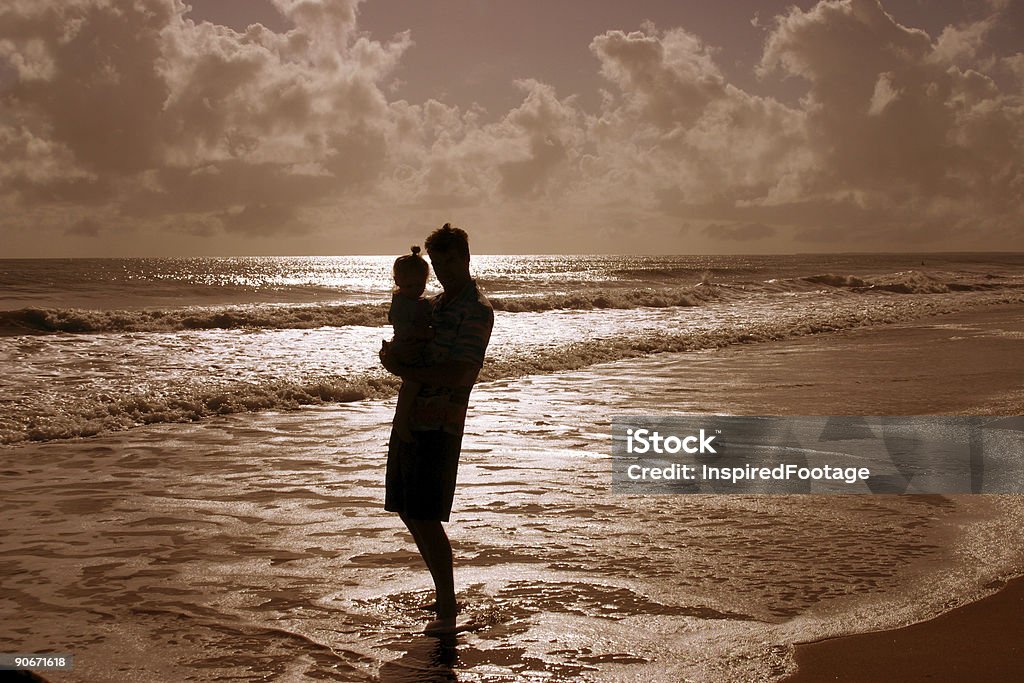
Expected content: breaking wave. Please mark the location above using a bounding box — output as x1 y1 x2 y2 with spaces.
802 270 1012 294
1 286 724 335
0 303 391 335
4 374 402 445
7 289 1021 445
5 268 1021 337
489 285 721 312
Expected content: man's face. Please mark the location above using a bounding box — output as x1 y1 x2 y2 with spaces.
427 248 469 288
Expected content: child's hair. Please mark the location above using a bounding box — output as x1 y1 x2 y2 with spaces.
393 245 429 281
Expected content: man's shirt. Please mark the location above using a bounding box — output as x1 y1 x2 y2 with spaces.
410 279 493 436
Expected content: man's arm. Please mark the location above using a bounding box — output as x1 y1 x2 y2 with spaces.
380 342 480 388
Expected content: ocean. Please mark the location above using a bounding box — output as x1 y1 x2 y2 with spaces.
3 253 1024 445
2 253 1024 681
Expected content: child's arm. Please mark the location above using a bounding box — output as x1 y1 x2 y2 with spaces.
404 298 433 340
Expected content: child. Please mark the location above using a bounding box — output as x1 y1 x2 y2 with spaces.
388 246 433 443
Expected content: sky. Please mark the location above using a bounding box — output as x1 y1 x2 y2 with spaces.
0 0 1022 257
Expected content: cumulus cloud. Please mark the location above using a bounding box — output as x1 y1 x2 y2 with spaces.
0 0 1021 253
1003 53 1024 88
590 25 808 208
0 0 408 239
756 0 1023 240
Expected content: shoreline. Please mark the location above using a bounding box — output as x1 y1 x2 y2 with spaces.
547 301 1024 417
783 575 1024 682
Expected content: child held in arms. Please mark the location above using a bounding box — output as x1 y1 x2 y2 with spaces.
386 246 433 442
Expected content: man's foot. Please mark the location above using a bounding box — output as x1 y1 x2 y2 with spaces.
418 600 461 613
423 616 458 637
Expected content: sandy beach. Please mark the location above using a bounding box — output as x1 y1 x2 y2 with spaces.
2 303 1023 681
783 575 1024 683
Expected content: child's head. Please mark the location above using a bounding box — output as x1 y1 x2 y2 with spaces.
393 245 429 298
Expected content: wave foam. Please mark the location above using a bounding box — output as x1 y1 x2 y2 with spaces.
4 374 401 445
802 270 1012 294
7 291 1022 445
5 268 1021 337
0 303 390 335
0 286 723 335
490 285 720 312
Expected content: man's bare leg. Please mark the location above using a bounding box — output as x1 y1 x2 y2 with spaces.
401 515 457 619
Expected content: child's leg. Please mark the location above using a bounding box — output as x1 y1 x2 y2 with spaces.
394 379 421 443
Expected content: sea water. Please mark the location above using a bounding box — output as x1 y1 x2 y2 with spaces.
3 253 1024 445
2 253 1024 681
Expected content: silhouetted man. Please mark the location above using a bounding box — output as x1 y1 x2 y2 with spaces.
380 223 493 636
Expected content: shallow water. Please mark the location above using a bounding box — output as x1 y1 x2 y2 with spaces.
0 405 983 682
4 277 1024 444
3 256 1024 680
4 306 1024 681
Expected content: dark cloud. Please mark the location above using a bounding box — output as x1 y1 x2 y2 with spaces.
758 0 1023 227
64 217 101 237
703 222 775 241
219 203 307 236
3 2 172 174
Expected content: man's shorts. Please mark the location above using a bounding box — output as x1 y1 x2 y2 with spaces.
384 428 463 522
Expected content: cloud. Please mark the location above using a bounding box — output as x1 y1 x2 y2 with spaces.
753 0 1023 241
1003 53 1024 87
590 26 727 130
495 80 583 199
0 0 408 238
588 24 808 209
703 222 776 241
0 0 1021 253
65 217 101 237
932 14 998 66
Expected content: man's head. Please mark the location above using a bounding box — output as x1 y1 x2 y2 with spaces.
425 223 471 290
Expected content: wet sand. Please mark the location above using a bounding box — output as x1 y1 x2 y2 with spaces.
574 301 1024 416
2 303 1023 681
783 576 1024 682
615 302 1024 682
